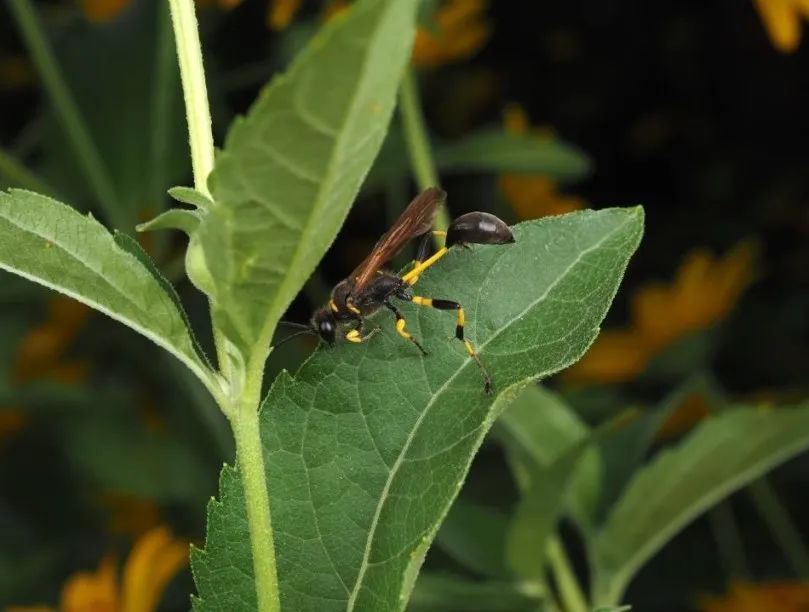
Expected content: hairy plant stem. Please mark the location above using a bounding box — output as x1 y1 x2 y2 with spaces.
546 536 588 612
167 0 229 378
399 68 451 232
167 0 215 199
167 1 280 609
230 370 281 612
7 0 124 228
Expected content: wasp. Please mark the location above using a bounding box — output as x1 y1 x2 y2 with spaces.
282 187 514 393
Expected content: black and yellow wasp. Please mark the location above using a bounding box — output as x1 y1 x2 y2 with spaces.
285 187 514 393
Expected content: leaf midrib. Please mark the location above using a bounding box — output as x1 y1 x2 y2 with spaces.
253 3 398 362
345 212 637 610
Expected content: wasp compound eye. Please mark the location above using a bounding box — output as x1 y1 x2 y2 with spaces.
446 212 515 248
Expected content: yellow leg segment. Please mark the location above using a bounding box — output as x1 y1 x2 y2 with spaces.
345 326 379 343
402 246 448 286
408 295 492 394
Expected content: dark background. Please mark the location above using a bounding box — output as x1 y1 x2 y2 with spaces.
0 1 807 609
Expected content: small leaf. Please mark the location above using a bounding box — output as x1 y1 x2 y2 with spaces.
195 0 420 356
434 129 592 181
193 208 644 611
592 404 809 605
168 186 214 209
0 189 215 393
136 208 201 235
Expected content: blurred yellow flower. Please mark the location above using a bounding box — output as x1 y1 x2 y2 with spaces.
753 0 809 53
12 296 89 384
498 104 586 220
0 297 90 443
79 0 302 30
700 580 809 612
657 392 712 440
412 0 490 69
101 492 162 538
79 0 130 23
565 241 758 384
8 526 188 612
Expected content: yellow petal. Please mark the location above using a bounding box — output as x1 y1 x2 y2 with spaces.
80 0 132 23
631 283 679 349
502 103 530 135
61 555 119 612
753 0 802 53
563 330 651 384
0 408 25 441
101 492 161 537
710 240 758 320
499 174 584 220
700 580 809 612
121 526 189 612
657 392 711 440
267 0 303 30
413 0 490 68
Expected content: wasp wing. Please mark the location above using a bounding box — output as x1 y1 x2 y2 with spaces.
351 187 446 292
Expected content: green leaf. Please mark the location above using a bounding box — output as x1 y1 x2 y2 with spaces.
409 574 542 612
592 404 809 605
365 127 591 195
136 208 201 235
435 498 511 578
169 185 213 209
496 385 602 534
191 0 419 356
434 130 592 181
0 189 216 394
506 440 591 582
192 208 643 611
594 377 709 522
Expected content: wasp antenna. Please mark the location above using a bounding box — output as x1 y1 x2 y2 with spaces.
277 320 313 331
271 328 317 349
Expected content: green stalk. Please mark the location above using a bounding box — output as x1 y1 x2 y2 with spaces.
399 68 450 232
167 0 229 377
708 501 751 580
167 2 279 609
231 372 281 612
0 145 55 195
7 0 124 227
546 536 588 612
748 477 809 579
167 0 215 199
150 3 178 206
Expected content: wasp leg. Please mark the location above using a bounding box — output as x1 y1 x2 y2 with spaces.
410 296 492 394
344 319 380 344
405 231 449 284
402 245 449 286
384 301 428 355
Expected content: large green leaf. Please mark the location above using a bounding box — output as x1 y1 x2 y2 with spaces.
365 127 591 195
192 208 644 611
182 0 419 357
434 129 592 180
0 189 215 393
592 404 809 605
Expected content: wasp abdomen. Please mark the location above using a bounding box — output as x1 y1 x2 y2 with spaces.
446 212 515 248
